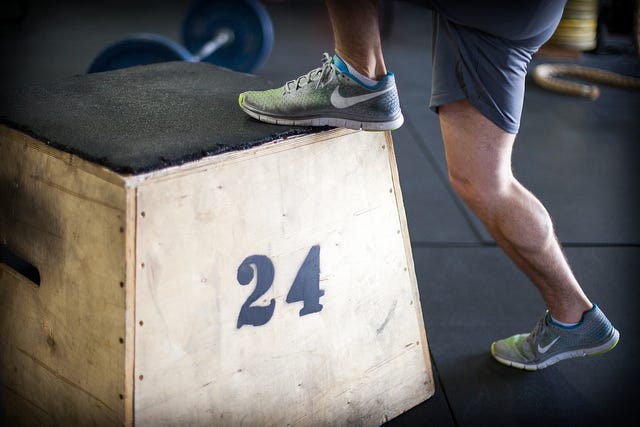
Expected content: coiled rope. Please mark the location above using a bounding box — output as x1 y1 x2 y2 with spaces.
531 63 640 100
533 0 640 100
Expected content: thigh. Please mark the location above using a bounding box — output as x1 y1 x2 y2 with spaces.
429 1 565 135
429 14 534 135
438 99 515 189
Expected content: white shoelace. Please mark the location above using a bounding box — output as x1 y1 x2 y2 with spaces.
283 53 337 95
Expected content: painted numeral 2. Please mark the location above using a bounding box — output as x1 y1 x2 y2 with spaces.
236 255 276 328
236 245 323 328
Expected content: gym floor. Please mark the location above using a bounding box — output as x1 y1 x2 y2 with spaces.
1 1 639 426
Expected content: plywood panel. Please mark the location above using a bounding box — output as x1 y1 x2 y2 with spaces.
0 126 128 426
133 129 433 426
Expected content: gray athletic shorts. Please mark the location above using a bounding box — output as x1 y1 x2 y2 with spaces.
427 0 567 134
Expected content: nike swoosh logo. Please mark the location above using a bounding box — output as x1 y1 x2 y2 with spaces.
330 86 393 109
537 337 560 354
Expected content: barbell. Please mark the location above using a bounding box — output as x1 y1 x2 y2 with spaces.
88 0 274 74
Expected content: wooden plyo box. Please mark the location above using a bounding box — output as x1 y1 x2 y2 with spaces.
1 106 433 425
1 125 433 426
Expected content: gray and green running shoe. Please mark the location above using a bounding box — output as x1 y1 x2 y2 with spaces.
491 304 619 370
238 53 404 131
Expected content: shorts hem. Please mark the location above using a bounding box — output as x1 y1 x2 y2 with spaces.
473 98 519 134
430 91 520 135
429 89 468 113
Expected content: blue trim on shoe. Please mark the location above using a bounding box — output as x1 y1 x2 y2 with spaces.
547 304 599 330
332 54 393 90
547 313 580 330
332 54 350 73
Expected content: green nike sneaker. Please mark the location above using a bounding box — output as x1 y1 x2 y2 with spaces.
238 53 404 131
491 304 620 371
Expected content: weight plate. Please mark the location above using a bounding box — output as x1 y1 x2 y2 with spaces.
88 33 192 74
183 0 274 73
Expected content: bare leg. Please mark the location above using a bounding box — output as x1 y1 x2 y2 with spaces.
328 2 589 323
439 100 592 323
325 0 387 79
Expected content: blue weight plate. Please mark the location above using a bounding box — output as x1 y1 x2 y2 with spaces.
183 0 274 73
88 33 192 74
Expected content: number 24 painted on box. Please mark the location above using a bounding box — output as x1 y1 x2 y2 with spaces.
236 245 323 328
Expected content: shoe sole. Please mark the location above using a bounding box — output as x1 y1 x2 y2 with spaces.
239 94 404 131
490 328 620 371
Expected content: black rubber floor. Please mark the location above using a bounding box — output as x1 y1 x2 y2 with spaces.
397 246 640 426
1 1 638 426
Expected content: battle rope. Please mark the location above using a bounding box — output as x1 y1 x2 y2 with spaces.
531 63 640 100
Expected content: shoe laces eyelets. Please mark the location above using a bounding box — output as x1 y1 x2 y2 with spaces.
282 52 335 94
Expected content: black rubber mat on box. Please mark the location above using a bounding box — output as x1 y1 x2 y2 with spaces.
0 62 320 174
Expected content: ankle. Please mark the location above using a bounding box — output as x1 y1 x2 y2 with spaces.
549 301 594 324
335 49 386 80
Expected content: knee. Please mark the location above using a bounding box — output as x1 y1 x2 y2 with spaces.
447 167 506 214
448 169 473 204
